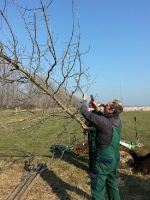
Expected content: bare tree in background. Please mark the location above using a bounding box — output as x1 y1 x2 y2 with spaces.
0 3 96 197
0 0 92 125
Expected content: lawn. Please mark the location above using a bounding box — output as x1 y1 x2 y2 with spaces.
0 110 150 199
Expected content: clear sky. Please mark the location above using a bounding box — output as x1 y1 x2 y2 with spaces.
1 0 150 106
71 0 150 106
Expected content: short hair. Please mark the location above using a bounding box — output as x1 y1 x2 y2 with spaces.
99 103 105 108
109 100 123 115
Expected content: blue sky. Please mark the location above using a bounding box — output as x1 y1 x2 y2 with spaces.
73 0 150 106
1 0 150 106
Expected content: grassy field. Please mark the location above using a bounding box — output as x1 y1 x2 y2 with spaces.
0 110 150 199
120 111 150 155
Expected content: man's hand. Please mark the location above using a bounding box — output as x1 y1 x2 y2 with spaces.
83 93 88 100
91 101 99 110
81 124 88 130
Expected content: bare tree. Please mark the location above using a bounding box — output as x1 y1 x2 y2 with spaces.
0 0 92 125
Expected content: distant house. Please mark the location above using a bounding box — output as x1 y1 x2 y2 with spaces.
123 106 150 112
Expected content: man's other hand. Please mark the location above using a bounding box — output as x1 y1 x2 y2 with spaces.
83 93 88 100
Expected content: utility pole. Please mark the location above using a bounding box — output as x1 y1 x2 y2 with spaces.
120 84 122 103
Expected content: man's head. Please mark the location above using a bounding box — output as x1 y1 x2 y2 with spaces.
97 103 105 113
104 100 123 115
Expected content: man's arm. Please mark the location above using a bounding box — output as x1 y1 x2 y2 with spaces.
80 94 106 128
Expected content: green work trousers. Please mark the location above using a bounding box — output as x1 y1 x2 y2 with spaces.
90 124 121 200
90 160 120 200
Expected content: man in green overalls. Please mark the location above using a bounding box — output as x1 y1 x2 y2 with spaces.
80 94 123 200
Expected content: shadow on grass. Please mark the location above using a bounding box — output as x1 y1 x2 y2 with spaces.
24 159 92 200
41 168 92 200
23 160 150 200
51 150 89 172
22 153 150 200
118 171 150 200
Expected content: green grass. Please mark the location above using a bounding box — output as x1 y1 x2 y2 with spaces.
0 110 150 200
120 111 150 155
0 110 150 156
0 110 83 157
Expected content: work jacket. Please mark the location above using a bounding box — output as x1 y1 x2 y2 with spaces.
80 104 122 150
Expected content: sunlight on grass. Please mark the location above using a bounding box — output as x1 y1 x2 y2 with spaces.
0 110 150 200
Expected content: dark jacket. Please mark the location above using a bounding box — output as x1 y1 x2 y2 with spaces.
80 104 122 150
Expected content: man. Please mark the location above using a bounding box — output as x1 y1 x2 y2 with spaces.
80 94 123 200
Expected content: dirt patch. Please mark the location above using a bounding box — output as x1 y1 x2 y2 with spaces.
73 142 150 175
73 142 89 155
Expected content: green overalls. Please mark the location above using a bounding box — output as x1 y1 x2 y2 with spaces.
88 126 96 171
90 120 121 200
88 111 104 171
